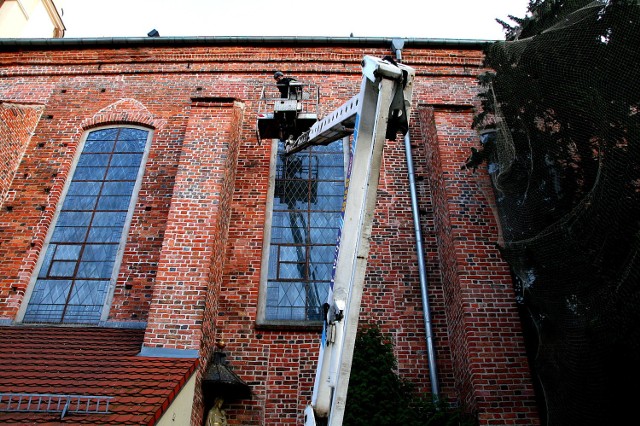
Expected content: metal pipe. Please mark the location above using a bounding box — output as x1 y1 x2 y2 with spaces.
403 131 440 401
393 39 440 401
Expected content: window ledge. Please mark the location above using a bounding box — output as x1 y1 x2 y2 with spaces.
255 320 323 331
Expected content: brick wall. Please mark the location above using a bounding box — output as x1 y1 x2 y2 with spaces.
0 102 43 314
0 41 539 425
144 97 244 351
0 102 43 205
419 106 539 424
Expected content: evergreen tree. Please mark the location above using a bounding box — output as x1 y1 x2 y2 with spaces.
344 324 477 426
475 1 640 424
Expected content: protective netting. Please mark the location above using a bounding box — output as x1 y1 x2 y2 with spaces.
475 1 640 424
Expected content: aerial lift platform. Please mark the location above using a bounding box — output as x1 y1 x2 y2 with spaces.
258 56 416 426
256 80 320 144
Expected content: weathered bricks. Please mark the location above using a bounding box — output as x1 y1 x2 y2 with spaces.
0 40 539 425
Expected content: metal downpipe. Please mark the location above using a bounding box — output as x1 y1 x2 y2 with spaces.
392 38 440 401
403 131 440 401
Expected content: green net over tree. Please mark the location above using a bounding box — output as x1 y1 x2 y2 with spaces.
474 1 640 424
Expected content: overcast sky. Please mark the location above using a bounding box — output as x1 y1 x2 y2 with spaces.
59 0 530 40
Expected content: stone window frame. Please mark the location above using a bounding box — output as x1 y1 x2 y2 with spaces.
16 125 153 325
256 137 350 329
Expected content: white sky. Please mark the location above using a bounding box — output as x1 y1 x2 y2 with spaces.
58 0 530 40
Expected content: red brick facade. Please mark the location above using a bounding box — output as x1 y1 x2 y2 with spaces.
0 39 539 425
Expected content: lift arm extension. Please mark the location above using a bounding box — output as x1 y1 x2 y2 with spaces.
285 56 413 155
301 56 415 426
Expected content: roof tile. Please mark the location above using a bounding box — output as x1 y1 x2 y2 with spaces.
0 326 198 425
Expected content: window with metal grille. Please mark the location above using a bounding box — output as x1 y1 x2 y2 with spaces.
22 127 150 324
263 139 346 322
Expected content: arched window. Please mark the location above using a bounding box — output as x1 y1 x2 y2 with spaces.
21 126 151 324
259 139 346 324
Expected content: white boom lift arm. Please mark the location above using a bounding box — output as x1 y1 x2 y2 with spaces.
285 56 415 426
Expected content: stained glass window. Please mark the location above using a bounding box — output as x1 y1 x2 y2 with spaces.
23 127 149 324
265 140 346 321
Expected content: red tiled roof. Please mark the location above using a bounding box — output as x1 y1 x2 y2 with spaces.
0 326 198 425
